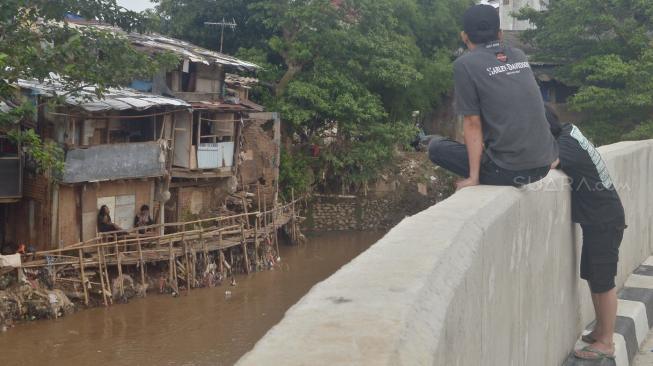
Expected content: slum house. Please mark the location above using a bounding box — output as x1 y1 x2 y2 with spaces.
3 22 283 250
109 27 281 222
5 77 190 250
0 103 24 255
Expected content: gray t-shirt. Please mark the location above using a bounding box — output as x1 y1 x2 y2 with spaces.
453 41 558 170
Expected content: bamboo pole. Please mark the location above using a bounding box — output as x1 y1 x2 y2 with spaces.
263 196 268 228
168 239 174 293
254 218 260 268
115 241 124 298
200 230 208 269
78 249 89 306
99 247 113 304
183 239 191 294
191 246 197 288
291 188 297 243
257 183 262 213
97 249 108 307
104 247 113 305
137 237 146 297
241 222 250 274
172 256 178 294
242 196 251 229
274 227 280 260
218 250 225 276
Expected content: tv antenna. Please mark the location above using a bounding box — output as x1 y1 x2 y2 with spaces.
204 18 237 53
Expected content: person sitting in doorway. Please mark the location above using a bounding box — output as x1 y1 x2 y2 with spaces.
97 205 123 233
134 204 155 233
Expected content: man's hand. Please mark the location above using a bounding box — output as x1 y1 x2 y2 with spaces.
550 158 560 169
456 177 480 191
462 115 483 189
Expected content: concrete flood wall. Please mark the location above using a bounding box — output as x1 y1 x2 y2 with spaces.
237 140 653 366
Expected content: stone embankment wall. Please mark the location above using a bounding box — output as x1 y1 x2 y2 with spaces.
305 183 451 231
237 139 653 366
305 195 400 231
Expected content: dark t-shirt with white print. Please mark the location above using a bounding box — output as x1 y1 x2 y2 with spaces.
453 41 558 171
557 123 625 226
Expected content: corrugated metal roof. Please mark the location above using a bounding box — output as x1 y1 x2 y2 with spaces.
17 75 190 112
191 99 264 112
225 73 259 87
70 22 260 72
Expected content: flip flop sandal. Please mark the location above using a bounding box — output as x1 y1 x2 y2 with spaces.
574 346 616 360
581 334 596 343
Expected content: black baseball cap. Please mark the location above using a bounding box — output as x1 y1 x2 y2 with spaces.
463 4 500 41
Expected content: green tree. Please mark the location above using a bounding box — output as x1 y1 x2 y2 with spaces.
154 0 468 193
151 0 269 54
518 0 653 144
0 0 178 174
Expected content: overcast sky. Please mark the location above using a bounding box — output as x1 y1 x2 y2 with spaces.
116 0 154 12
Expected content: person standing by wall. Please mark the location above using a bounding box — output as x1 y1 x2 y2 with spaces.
546 104 626 361
428 4 558 189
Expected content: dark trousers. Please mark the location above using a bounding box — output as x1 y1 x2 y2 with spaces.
428 136 550 187
580 223 625 293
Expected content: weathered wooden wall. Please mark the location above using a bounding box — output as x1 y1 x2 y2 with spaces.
57 179 154 246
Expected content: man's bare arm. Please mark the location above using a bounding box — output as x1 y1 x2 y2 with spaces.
457 115 483 190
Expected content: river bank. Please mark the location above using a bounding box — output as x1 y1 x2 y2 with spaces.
303 151 455 231
0 231 383 366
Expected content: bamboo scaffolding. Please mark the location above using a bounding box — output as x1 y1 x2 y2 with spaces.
78 249 89 306
16 199 302 304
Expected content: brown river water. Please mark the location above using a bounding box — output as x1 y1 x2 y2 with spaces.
0 231 383 366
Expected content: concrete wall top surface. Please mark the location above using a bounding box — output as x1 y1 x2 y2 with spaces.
237 139 653 366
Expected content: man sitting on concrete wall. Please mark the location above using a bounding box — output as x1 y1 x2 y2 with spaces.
546 105 626 361
428 4 558 190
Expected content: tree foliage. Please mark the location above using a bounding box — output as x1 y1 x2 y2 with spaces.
0 0 178 175
518 0 653 143
154 0 470 192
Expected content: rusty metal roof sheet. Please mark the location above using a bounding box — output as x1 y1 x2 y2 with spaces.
17 75 190 112
190 99 264 112
225 73 259 88
70 22 260 72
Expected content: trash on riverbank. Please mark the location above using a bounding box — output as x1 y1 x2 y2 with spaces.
0 273 75 328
